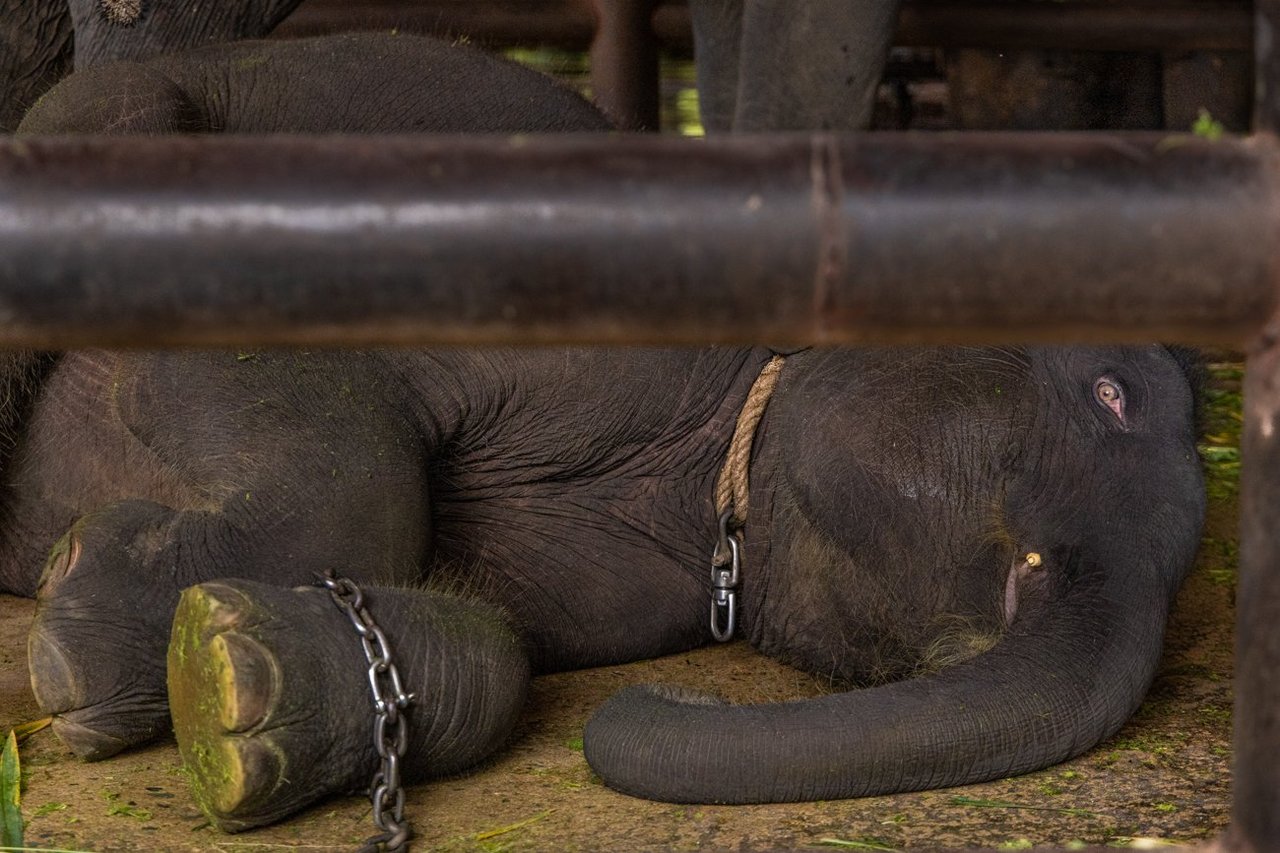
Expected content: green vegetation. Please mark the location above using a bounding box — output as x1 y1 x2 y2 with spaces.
1199 362 1243 505
949 795 1103 819
32 801 68 818
1192 109 1226 141
505 48 704 136
1 731 21 849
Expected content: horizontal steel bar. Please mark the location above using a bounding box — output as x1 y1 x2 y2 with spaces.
278 0 1253 53
896 0 1252 53
0 132 1276 348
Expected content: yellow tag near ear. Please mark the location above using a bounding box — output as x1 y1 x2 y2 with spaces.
1025 552 1042 568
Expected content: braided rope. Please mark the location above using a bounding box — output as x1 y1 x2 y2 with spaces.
714 355 786 527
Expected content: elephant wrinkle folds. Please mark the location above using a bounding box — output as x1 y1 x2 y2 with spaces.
0 27 1208 839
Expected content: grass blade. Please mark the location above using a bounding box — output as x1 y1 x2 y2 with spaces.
949 795 1103 819
818 838 900 851
473 810 553 841
0 731 22 849
11 719 50 745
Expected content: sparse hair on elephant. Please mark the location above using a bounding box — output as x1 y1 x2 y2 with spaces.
100 0 142 27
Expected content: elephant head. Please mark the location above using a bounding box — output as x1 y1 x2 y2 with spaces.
585 345 1204 802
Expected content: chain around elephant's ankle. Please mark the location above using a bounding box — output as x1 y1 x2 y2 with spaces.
317 570 416 853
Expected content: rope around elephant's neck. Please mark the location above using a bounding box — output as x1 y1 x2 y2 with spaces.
709 354 786 642
715 355 786 527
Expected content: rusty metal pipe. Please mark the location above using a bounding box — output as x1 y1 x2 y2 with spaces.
1231 340 1280 851
1222 2 1280 850
275 0 1254 54
0 132 1275 348
896 0 1252 53
587 0 661 131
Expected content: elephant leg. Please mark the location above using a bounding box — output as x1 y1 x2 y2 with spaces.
733 0 901 131
168 578 530 832
28 488 425 758
22 352 429 757
689 0 743 133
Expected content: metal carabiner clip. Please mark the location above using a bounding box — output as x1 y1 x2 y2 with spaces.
710 511 741 642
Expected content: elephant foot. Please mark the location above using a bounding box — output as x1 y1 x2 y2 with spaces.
28 502 186 759
168 577 533 832
168 580 372 832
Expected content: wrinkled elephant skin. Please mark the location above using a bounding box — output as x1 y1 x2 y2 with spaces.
2 32 1205 834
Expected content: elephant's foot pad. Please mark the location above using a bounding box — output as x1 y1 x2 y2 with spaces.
168 583 286 831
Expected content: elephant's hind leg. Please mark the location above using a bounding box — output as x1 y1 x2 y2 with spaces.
168 578 530 832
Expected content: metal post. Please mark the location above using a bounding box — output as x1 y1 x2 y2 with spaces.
586 0 661 131
272 0 1254 55
0 132 1275 348
897 0 1252 52
1232 335 1280 851
1258 0 1280 133
1224 1 1280 849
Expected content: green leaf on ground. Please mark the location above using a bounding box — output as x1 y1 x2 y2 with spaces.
1 730 23 849
12 718 51 744
105 802 152 820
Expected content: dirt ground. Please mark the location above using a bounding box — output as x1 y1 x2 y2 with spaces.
0 362 1239 852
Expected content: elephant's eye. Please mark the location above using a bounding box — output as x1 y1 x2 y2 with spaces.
1093 377 1125 424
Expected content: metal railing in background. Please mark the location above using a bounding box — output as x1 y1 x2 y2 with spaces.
273 0 1255 130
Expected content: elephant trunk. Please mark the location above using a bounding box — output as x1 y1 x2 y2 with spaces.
583 542 1180 803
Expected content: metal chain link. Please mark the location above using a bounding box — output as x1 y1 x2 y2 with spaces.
317 570 416 853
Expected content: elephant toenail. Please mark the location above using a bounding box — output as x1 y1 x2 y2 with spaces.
211 632 278 733
49 716 128 761
27 627 79 715
211 737 283 819
38 534 82 590
191 582 256 634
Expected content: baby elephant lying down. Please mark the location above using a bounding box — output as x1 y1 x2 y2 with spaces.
8 33 1205 833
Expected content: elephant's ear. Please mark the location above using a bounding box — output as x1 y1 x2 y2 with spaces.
1161 345 1208 439
17 62 201 135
